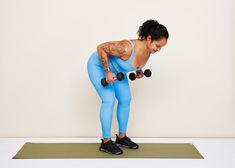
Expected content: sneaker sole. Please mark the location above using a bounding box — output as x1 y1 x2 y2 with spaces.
99 147 123 155
116 143 138 149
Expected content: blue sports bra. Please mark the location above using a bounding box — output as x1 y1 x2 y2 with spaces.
109 40 151 73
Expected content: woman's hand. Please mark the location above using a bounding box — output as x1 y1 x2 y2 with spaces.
136 69 144 79
105 71 116 83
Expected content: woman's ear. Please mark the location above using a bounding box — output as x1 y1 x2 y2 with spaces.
147 35 153 43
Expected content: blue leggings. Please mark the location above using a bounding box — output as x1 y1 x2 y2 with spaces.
87 56 131 138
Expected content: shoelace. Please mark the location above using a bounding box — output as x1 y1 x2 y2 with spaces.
122 136 136 145
107 140 120 150
121 136 131 141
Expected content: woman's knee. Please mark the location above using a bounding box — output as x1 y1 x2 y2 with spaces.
101 96 116 106
117 94 132 104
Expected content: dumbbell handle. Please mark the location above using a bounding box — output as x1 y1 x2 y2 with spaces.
101 72 124 86
101 77 116 84
106 76 118 81
129 69 151 81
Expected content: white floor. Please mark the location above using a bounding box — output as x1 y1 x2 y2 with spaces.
0 137 235 168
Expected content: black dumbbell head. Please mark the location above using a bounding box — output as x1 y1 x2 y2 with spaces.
101 78 108 86
116 72 125 81
129 73 136 81
144 69 152 77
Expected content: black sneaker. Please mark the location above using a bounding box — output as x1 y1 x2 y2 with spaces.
115 134 139 149
99 139 123 155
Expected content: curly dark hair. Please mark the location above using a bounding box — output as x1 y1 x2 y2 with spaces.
137 19 169 41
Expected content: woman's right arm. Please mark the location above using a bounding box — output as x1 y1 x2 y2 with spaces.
96 40 131 83
96 40 131 71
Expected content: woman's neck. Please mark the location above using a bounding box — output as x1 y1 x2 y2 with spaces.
135 39 150 55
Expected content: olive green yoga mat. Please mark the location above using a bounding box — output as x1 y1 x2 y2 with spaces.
13 142 204 159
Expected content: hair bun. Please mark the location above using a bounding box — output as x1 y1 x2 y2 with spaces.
137 19 169 40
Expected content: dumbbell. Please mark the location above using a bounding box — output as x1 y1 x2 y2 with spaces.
129 69 152 81
101 72 125 86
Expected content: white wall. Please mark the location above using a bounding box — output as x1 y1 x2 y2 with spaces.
0 0 235 138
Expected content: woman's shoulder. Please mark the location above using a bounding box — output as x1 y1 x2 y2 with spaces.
112 39 133 58
120 39 137 53
97 39 132 58
118 39 135 59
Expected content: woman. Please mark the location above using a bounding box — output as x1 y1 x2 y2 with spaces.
87 19 169 155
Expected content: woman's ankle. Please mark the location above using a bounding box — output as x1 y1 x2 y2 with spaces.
118 132 126 138
103 138 111 143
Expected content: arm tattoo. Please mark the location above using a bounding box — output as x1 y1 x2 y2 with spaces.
101 42 127 55
100 51 108 69
97 41 127 70
97 49 109 69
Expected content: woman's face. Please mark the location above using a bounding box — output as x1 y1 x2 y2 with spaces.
147 36 168 54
